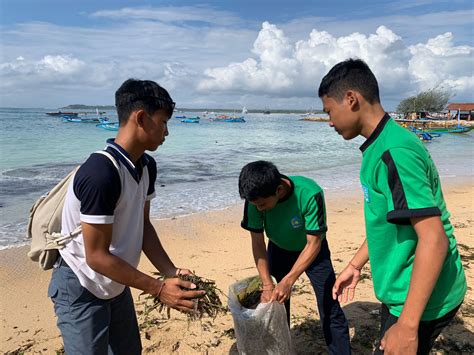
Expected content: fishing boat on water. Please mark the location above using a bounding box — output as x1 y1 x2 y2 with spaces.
398 110 473 135
62 115 107 123
212 117 246 123
410 126 472 134
96 122 119 131
211 114 245 123
415 131 441 142
46 111 78 117
181 116 200 123
62 108 109 123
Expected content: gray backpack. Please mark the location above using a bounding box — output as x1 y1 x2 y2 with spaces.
27 150 119 270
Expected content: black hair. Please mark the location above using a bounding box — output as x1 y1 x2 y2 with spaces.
239 161 282 201
115 79 175 125
318 58 380 104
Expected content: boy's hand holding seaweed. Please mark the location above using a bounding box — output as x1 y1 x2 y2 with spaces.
154 277 205 313
144 272 226 319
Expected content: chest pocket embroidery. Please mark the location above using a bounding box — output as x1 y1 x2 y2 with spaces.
362 184 370 203
290 216 303 229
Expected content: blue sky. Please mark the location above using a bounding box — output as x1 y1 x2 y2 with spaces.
1 0 473 110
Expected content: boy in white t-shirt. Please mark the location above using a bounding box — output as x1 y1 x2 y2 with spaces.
48 79 204 354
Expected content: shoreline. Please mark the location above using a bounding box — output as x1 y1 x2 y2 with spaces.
1 179 472 353
2 174 472 251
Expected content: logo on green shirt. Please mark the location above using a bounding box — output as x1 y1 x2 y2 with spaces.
290 216 303 229
362 184 370 203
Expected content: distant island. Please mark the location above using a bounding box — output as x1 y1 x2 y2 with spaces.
61 104 325 115
61 104 116 110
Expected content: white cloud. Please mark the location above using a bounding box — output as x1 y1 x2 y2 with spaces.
91 6 242 26
0 6 472 109
198 22 473 104
198 24 413 98
408 32 473 99
1 55 85 84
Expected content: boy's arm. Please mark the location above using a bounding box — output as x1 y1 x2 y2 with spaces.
332 239 369 303
380 215 448 353
82 221 204 311
272 233 322 304
82 222 163 296
250 231 274 302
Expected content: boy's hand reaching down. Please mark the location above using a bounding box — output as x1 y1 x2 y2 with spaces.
332 263 361 303
272 277 293 304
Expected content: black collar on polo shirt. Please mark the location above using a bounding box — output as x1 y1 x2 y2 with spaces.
277 174 295 204
105 139 149 183
359 113 391 153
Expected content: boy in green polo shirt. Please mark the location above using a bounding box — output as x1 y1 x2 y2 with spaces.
318 59 466 354
239 161 351 355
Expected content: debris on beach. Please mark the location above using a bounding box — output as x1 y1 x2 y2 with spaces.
142 272 227 321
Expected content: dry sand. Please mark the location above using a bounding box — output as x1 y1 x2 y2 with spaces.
1 180 473 354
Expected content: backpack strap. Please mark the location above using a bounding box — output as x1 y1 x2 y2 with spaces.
47 225 83 248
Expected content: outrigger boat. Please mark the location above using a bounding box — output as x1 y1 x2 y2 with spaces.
415 131 441 142
62 115 106 123
181 117 200 123
399 110 473 134
62 109 109 123
211 115 246 123
46 111 78 117
96 122 119 131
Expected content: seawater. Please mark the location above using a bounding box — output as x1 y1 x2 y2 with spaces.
0 108 473 249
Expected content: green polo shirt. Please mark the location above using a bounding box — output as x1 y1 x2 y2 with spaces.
241 175 327 251
360 113 466 321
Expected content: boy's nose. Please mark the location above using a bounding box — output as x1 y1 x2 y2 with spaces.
329 121 334 127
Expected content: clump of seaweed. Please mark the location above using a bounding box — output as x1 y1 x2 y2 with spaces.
240 289 262 309
142 272 227 321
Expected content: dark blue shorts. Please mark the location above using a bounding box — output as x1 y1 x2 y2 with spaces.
48 260 142 355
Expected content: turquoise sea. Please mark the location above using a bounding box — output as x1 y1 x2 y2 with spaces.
0 108 473 249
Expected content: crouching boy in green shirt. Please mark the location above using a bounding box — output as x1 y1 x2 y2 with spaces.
239 161 351 354
318 59 466 354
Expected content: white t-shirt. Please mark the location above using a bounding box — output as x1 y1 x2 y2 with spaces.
60 140 157 299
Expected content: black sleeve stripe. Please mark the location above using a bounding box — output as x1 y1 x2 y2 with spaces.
241 200 250 228
241 200 263 232
314 192 327 232
240 222 264 233
146 154 157 195
74 154 121 216
387 207 442 225
306 228 327 236
382 150 408 210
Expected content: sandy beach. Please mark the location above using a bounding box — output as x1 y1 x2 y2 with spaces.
1 180 472 354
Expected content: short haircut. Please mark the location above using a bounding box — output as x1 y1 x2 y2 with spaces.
239 161 282 201
318 58 380 104
115 79 175 125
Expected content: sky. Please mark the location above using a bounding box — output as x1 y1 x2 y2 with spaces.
0 0 473 110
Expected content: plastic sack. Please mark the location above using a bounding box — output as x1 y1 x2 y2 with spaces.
228 275 294 355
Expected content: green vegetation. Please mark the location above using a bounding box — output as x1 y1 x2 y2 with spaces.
396 88 451 113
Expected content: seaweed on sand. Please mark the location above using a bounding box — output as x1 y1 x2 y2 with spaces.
142 272 227 321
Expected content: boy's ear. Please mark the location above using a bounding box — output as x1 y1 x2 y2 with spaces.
276 184 285 197
345 90 360 111
135 109 147 127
